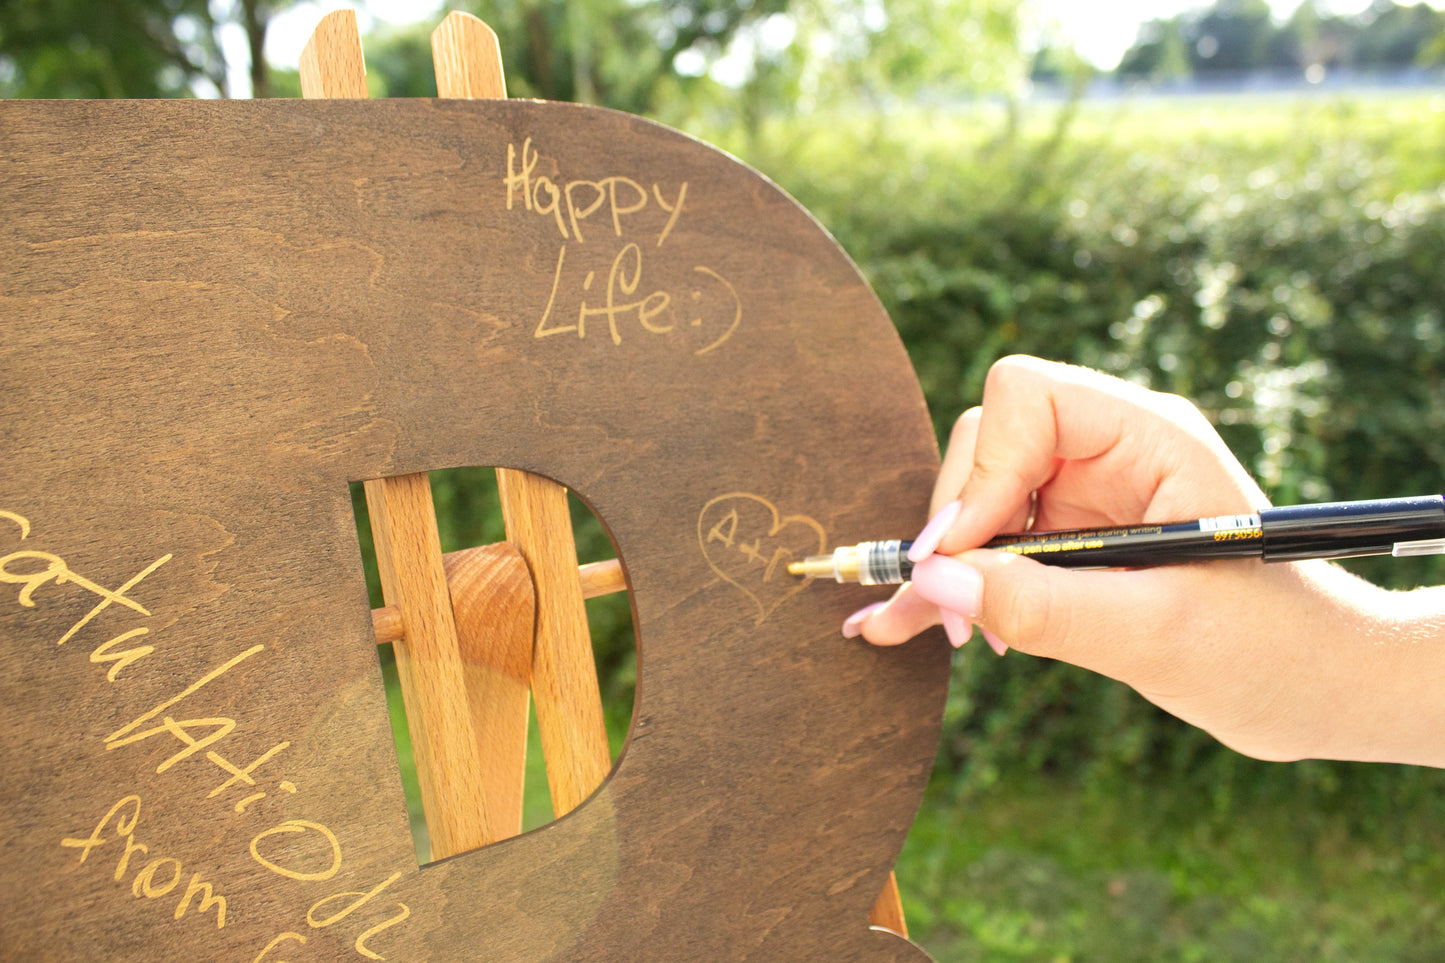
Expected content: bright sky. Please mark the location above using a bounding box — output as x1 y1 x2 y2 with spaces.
226 0 1412 96
218 0 445 95
1032 0 1385 69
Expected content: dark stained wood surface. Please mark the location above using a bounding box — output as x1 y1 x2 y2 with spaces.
0 98 949 961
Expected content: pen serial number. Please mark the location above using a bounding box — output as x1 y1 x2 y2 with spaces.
1212 528 1263 541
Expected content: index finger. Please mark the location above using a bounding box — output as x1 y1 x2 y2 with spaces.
937 356 1167 553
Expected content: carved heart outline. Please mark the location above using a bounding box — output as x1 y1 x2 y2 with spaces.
697 492 827 625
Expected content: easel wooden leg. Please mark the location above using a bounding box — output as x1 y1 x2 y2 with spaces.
494 469 613 816
431 12 613 822
871 870 909 938
301 11 497 859
362 471 496 855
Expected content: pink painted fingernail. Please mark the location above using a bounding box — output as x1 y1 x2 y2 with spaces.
940 608 973 648
982 629 1009 656
842 601 886 639
910 555 983 619
908 499 963 562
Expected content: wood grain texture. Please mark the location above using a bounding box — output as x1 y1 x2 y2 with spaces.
497 469 613 818
432 11 508 100
373 603 405 645
0 95 951 961
299 10 369 99
443 541 535 842
871 871 910 938
577 557 626 599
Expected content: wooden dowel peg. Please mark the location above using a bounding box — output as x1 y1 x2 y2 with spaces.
371 604 404 647
371 554 625 647
577 557 627 599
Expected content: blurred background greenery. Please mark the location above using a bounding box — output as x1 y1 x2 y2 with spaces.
8 0 1444 957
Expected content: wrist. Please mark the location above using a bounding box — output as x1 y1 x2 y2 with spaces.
1298 564 1445 767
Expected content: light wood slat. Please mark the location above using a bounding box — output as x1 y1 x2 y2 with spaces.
362 472 495 855
432 11 507 99
495 468 613 817
869 870 909 938
302 9 493 858
432 10 613 820
429 9 557 839
298 10 369 99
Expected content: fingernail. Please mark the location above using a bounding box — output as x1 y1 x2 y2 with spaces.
910 555 983 619
908 499 963 563
842 601 886 639
982 629 1009 656
940 608 973 648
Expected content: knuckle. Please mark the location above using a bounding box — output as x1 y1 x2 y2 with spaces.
982 556 1069 652
985 354 1042 396
1154 392 1210 431
965 452 1034 501
948 406 981 444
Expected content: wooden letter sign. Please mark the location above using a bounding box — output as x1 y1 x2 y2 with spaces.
0 79 949 960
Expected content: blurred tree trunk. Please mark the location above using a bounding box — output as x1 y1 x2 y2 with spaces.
461 0 789 113
239 0 272 98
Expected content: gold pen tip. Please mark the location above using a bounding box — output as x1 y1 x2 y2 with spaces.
790 555 841 579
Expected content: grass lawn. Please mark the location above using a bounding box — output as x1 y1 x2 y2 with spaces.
897 766 1445 962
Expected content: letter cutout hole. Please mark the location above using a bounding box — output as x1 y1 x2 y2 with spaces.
349 469 635 864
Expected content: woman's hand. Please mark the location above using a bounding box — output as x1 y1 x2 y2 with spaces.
848 355 1445 767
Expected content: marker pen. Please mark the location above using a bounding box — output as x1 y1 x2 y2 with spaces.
787 495 1445 584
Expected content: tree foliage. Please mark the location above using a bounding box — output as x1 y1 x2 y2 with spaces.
0 0 305 98
0 0 227 97
451 0 789 112
786 0 1027 102
1119 0 1445 79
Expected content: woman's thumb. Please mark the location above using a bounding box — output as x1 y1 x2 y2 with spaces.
911 550 1138 667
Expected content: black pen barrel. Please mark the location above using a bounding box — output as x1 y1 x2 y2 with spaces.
985 520 1262 569
1260 495 1445 561
984 496 1445 568
800 496 1445 583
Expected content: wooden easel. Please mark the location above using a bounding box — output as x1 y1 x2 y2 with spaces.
3 14 953 956
298 7 909 934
